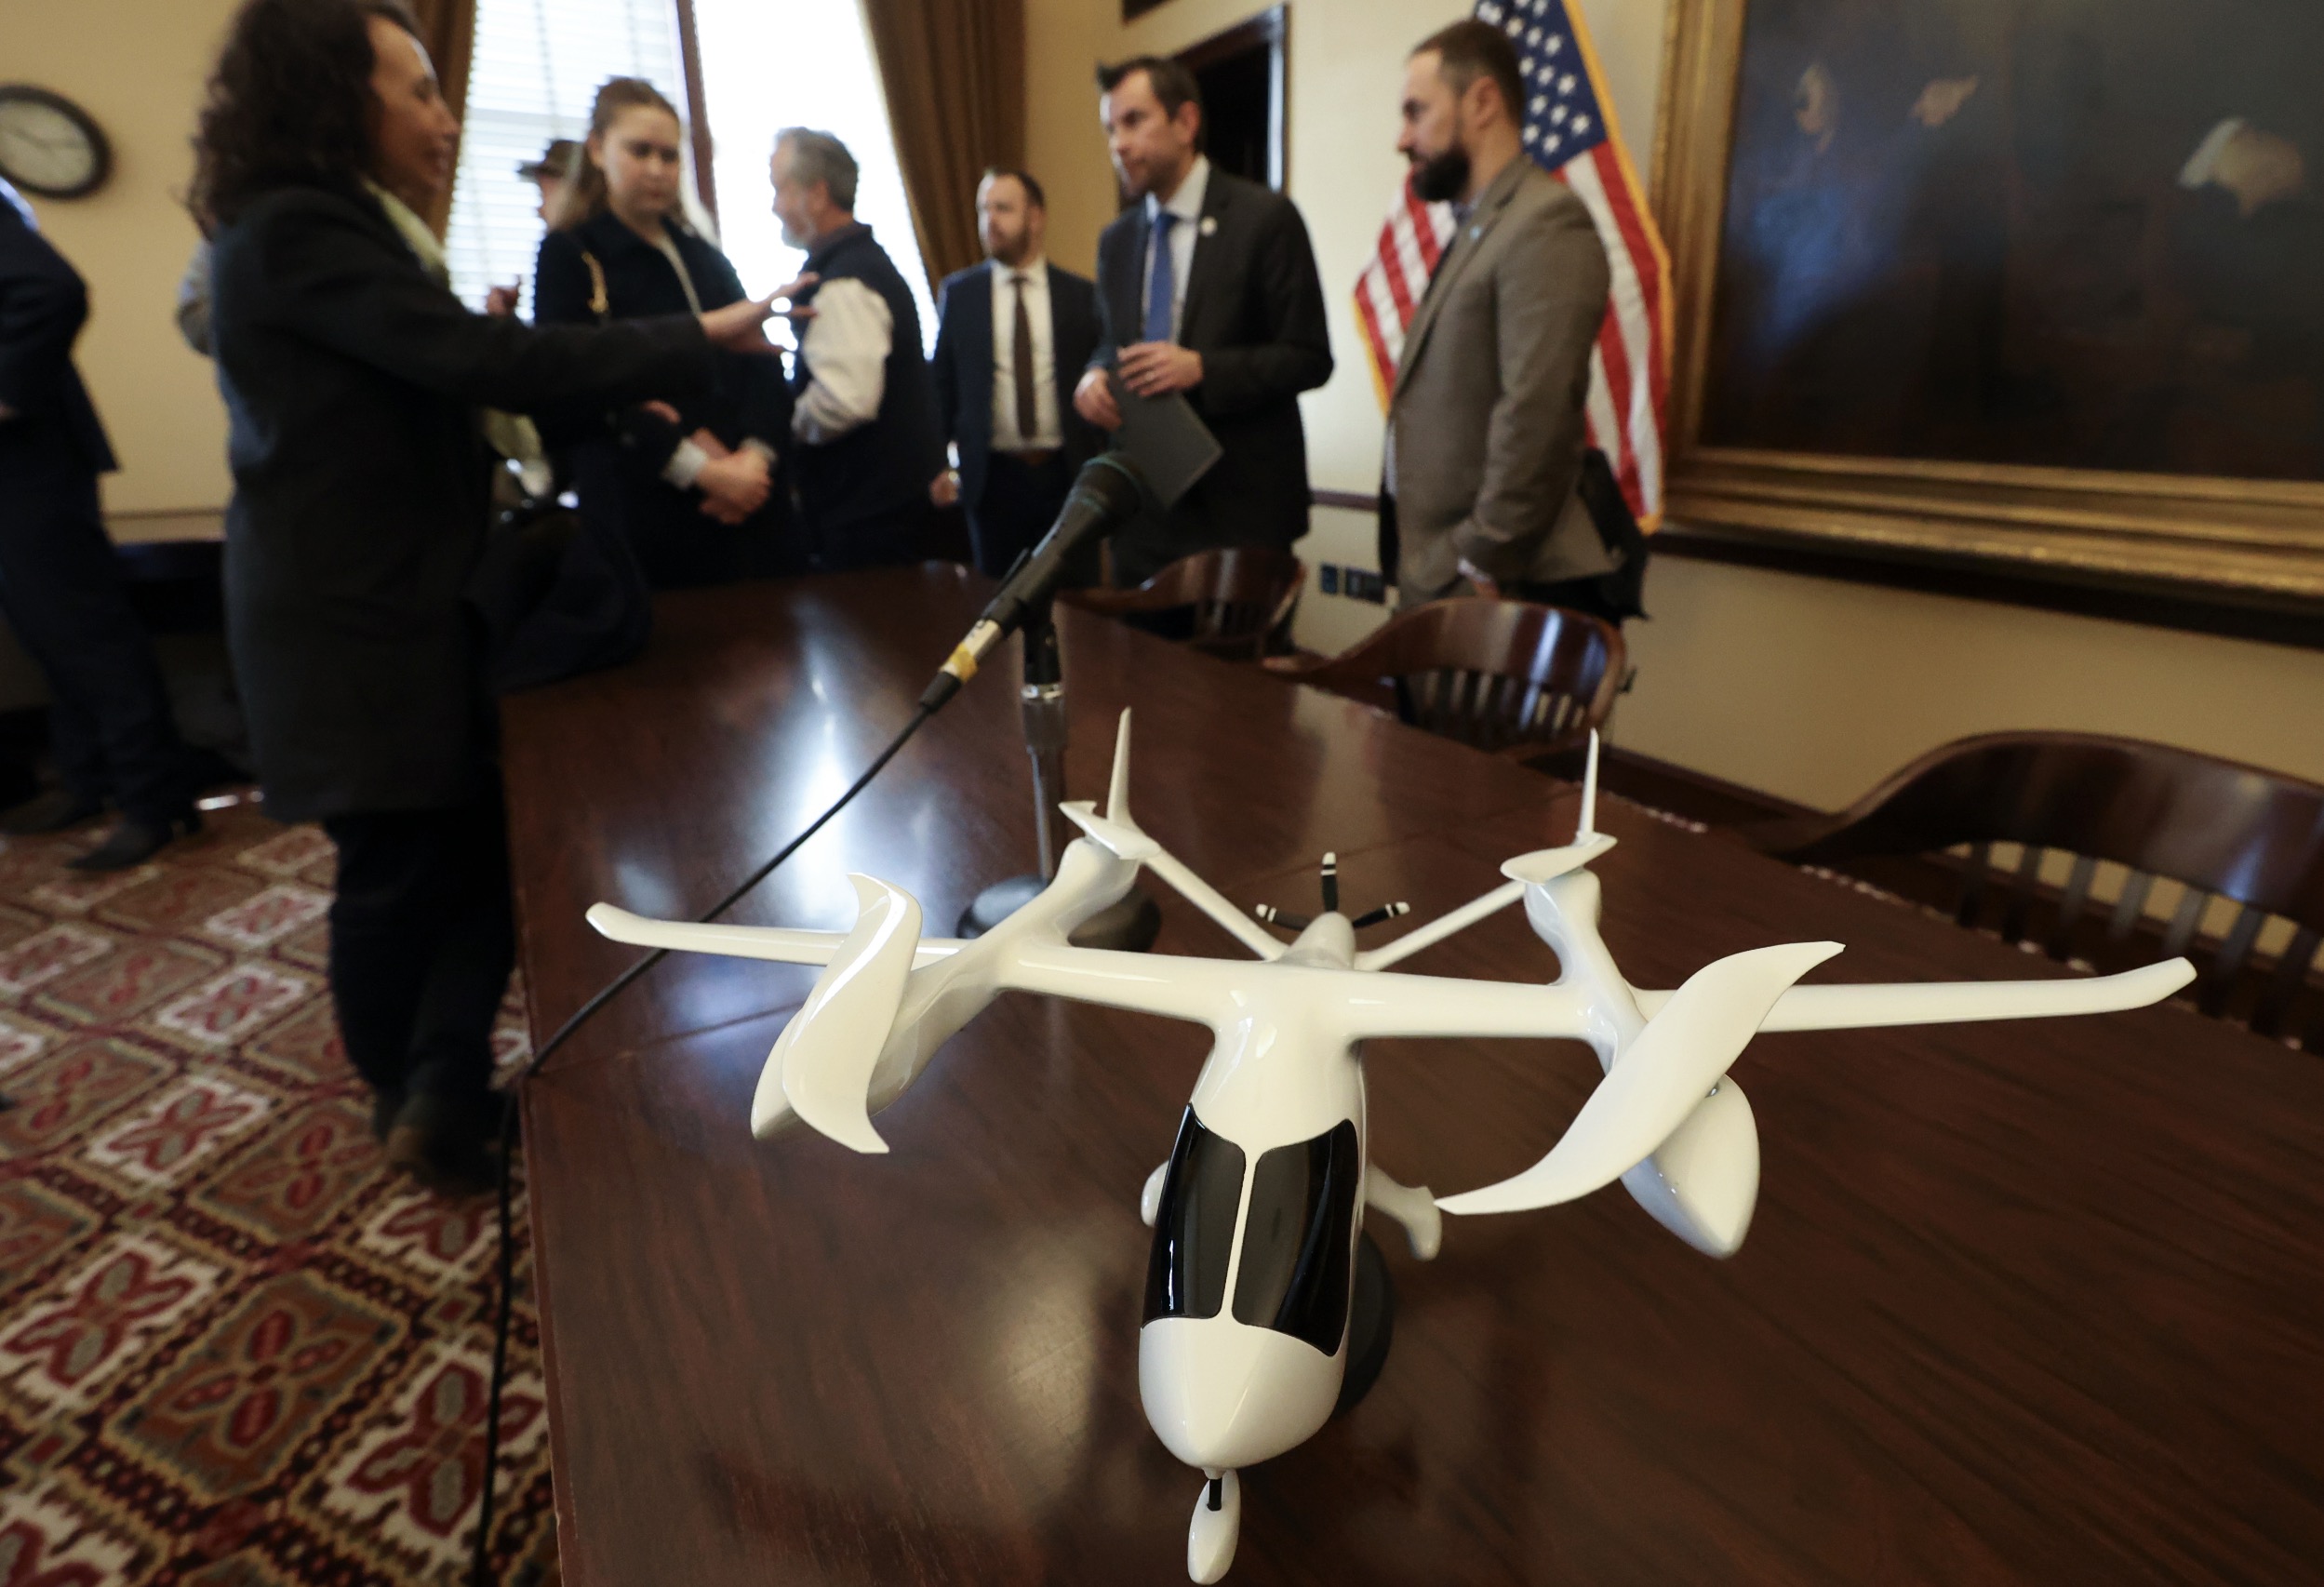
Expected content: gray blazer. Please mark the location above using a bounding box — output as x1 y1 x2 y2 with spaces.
1387 157 1614 605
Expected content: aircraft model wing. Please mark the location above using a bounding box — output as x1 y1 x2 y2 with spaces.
1436 941 1841 1216
1630 959 2194 1030
584 903 961 968
760 875 923 1153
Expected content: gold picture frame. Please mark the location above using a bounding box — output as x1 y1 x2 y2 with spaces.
1650 0 2324 606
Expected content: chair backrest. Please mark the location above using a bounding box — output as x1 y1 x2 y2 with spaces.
1073 547 1305 660
1746 732 2324 1047
1281 598 1626 759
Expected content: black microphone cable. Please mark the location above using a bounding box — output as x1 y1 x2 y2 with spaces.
469 700 936 1587
468 451 1154 1584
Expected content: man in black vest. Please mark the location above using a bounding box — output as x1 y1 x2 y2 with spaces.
928 168 1103 578
1073 57 1333 588
773 128 944 571
0 180 196 871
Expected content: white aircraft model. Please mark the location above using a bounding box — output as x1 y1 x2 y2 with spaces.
588 713 2192 1583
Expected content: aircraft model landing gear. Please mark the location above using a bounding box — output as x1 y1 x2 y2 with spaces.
1335 1232 1396 1417
1188 1469 1241 1583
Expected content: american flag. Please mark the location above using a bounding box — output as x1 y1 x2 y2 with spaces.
1355 0 1671 527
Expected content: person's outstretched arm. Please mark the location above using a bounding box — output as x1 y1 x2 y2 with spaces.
242 189 717 414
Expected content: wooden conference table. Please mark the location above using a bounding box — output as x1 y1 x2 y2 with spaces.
501 565 2323 1586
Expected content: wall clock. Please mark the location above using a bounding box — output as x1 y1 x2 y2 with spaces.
0 86 112 200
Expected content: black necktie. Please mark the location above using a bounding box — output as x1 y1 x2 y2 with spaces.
1011 272 1038 442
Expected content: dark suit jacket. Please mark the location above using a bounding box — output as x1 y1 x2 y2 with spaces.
929 259 1102 513
1091 166 1332 584
208 184 713 821
0 199 115 475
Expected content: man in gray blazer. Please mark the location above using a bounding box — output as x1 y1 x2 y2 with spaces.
1384 20 1620 613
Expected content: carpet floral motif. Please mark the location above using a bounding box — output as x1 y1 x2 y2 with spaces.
0 805 551 1584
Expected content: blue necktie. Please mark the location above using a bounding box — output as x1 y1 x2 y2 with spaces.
1143 210 1178 343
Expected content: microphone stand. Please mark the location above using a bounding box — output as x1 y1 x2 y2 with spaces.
955 594 1162 950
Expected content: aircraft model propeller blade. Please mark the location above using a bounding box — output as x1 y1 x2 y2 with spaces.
1437 940 1841 1216
756 874 922 1151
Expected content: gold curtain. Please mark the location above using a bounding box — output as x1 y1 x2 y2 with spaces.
408 0 478 234
860 0 1026 287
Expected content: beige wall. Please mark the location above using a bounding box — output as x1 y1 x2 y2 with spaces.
1022 0 2322 808
5 0 239 534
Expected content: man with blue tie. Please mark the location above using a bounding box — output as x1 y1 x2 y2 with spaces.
1073 57 1332 588
928 169 1104 578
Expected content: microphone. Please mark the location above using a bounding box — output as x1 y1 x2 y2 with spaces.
919 453 1150 711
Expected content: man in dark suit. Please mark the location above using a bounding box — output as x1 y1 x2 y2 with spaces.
0 179 195 871
1073 57 1333 588
928 169 1103 578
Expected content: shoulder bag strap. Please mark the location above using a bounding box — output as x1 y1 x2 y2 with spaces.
581 250 609 321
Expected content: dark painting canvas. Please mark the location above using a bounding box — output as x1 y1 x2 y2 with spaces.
1702 0 2323 482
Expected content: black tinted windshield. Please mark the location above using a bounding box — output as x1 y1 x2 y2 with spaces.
1142 1109 1246 1324
1232 1120 1361 1353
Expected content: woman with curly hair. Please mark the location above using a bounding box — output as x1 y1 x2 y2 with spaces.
194 0 797 1194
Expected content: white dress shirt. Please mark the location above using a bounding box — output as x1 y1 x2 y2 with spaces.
1139 154 1210 345
792 277 894 446
989 257 1062 451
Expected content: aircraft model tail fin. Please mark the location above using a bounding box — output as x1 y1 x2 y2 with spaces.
1106 706 1133 822
1062 711 1285 961
1060 709 1160 862
1436 940 1839 1218
756 874 922 1151
1578 729 1600 839
1355 734 1615 971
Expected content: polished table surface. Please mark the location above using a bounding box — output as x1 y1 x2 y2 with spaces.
500 566 2324 1586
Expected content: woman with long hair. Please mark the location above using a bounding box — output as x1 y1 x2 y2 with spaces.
534 77 800 588
194 0 796 1193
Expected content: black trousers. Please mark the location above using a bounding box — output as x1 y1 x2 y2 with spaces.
321 779 514 1123
0 427 190 821
812 500 936 573
966 450 1074 578
1502 576 1631 628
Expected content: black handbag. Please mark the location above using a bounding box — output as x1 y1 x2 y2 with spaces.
1574 447 1650 622
464 247 655 694
465 466 653 695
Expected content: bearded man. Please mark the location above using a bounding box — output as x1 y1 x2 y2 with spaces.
928 168 1103 578
1383 20 1623 614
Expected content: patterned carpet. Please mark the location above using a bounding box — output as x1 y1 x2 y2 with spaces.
0 799 554 1585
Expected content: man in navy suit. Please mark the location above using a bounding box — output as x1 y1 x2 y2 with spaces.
0 180 194 871
928 169 1103 578
1073 58 1332 587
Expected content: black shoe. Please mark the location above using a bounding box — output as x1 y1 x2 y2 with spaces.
66 810 201 873
383 1091 498 1198
368 1086 407 1144
2 790 105 836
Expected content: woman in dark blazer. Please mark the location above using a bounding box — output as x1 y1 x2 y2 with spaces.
535 78 800 588
194 0 792 1193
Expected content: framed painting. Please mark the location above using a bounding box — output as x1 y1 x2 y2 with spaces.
1652 0 2324 610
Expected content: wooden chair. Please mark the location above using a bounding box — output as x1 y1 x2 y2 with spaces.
1743 732 2324 1047
1263 597 1626 763
1066 547 1305 660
